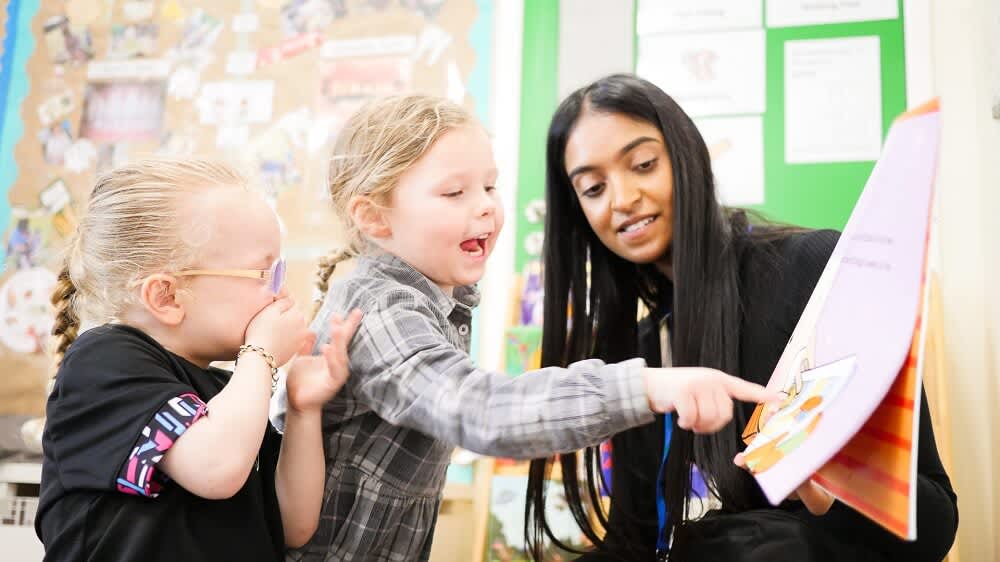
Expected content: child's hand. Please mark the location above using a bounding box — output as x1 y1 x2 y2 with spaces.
245 296 309 366
643 367 781 434
733 404 834 515
286 310 362 413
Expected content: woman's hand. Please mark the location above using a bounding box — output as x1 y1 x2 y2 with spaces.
733 404 835 515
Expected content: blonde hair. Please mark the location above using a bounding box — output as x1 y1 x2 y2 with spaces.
51 157 247 367
315 94 473 302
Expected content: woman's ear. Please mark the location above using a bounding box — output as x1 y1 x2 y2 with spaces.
139 274 186 326
348 195 392 239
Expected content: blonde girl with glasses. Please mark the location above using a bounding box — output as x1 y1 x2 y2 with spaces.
35 158 361 562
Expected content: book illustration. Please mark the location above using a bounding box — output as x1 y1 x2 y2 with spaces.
742 356 855 473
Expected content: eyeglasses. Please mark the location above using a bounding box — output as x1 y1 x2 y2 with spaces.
176 257 286 295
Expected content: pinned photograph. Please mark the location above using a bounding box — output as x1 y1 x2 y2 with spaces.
39 179 78 238
43 15 94 65
122 0 155 21
37 90 75 128
109 24 159 59
197 81 275 125
80 81 166 142
0 268 59 355
64 139 99 173
38 120 74 166
281 0 346 36
315 55 412 145
174 9 223 58
4 213 45 271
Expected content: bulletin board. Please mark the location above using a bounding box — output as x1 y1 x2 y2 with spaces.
0 0 494 415
634 0 908 231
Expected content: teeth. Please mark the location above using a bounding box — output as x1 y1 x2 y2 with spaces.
622 217 655 233
477 234 489 240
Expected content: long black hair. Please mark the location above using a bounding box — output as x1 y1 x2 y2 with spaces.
525 74 766 559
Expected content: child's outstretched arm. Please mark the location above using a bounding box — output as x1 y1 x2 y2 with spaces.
159 296 309 499
275 310 362 548
316 291 777 459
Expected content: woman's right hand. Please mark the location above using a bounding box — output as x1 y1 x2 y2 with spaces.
643 367 781 434
245 296 309 366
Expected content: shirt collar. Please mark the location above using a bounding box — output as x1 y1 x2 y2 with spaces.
356 251 480 318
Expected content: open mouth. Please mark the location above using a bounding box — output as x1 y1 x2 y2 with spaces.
460 234 490 257
618 215 657 234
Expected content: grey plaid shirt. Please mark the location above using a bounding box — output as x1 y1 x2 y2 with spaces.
271 252 653 562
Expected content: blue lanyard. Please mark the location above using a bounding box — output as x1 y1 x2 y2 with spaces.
656 413 673 550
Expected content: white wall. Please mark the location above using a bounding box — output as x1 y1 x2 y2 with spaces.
476 0 523 371
558 0 635 99
921 0 1000 559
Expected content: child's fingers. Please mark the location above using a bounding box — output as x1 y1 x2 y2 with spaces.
693 390 718 433
327 310 362 347
320 343 349 383
716 387 734 427
319 343 336 368
331 309 363 340
722 375 782 404
694 389 731 433
675 392 698 430
760 402 780 426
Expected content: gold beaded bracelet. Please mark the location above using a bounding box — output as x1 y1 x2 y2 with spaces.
237 344 279 391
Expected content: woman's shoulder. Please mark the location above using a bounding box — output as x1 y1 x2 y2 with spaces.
746 227 840 284
736 227 841 323
775 228 840 268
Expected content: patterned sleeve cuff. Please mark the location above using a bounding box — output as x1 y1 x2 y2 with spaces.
603 358 655 430
115 393 207 497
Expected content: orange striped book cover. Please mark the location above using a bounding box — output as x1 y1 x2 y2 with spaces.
811 253 929 540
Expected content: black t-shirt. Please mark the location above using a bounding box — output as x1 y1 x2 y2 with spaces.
36 324 284 562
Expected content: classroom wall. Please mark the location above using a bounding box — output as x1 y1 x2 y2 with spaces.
926 0 1000 559
475 0 521 372
557 0 633 99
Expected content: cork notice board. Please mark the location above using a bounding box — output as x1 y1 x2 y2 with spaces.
0 0 494 415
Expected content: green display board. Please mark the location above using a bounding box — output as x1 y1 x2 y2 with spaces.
515 0 559 273
756 6 906 230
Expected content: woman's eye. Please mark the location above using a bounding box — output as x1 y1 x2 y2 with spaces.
582 183 604 198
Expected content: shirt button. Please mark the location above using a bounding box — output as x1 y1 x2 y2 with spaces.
458 324 469 336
